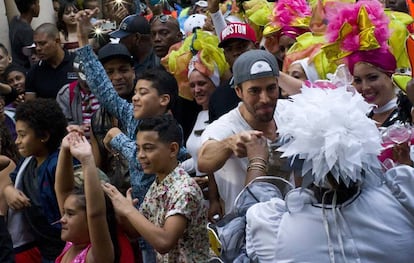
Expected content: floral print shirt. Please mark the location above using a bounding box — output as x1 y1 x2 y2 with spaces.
140 166 209 262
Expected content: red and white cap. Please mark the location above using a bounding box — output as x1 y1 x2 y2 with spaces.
218 22 257 48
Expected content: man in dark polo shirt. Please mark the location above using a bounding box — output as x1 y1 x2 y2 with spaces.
25 23 76 101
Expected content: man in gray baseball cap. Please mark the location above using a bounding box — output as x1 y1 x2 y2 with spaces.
198 49 288 218
232 49 279 88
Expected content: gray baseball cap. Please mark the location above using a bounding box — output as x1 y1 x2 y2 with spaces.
232 50 279 87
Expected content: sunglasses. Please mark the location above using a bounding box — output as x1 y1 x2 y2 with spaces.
150 14 171 24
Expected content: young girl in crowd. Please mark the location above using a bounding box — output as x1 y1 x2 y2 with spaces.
102 115 209 262
4 64 26 110
0 158 13 263
1 98 67 263
0 121 20 214
55 132 122 263
0 120 20 178
57 0 81 51
0 122 20 263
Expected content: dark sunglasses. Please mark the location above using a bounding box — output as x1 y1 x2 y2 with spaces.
150 14 171 24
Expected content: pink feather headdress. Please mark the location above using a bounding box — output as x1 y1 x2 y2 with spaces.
323 0 396 74
270 0 311 39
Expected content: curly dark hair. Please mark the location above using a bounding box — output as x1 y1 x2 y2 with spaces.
15 98 67 153
0 122 20 164
397 91 413 124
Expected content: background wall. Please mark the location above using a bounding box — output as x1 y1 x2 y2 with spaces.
0 0 10 52
1 0 55 53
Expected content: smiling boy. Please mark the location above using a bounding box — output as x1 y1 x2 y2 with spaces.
75 9 182 262
102 115 209 262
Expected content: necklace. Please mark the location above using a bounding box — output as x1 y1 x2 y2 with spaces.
372 97 397 114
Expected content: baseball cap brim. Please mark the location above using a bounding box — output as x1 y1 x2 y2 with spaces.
195 0 208 7
218 37 253 48
109 29 132 39
22 43 36 56
99 54 134 66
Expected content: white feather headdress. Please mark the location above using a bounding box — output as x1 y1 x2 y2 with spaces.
276 65 383 187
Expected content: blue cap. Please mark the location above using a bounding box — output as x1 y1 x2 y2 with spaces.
109 14 150 39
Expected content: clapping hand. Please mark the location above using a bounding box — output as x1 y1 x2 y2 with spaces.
102 185 138 216
229 130 264 158
244 132 269 161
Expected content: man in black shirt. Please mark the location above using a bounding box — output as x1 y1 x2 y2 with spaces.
25 23 77 101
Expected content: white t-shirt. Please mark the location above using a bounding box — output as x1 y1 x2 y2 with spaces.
246 165 414 262
201 104 257 213
182 110 209 176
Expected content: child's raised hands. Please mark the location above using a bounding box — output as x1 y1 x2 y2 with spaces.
62 126 85 151
61 133 72 151
68 133 93 163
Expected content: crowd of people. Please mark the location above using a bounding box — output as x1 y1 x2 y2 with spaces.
0 0 414 262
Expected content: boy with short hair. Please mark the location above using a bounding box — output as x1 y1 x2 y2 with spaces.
75 8 181 205
102 115 209 262
75 9 183 262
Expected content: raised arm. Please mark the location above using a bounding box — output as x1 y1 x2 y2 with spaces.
75 8 134 124
89 128 103 170
55 133 76 215
76 8 98 48
278 72 303 96
207 0 227 37
69 133 114 263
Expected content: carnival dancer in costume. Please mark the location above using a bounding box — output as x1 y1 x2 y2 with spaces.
245 65 414 262
323 0 410 127
262 0 311 68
